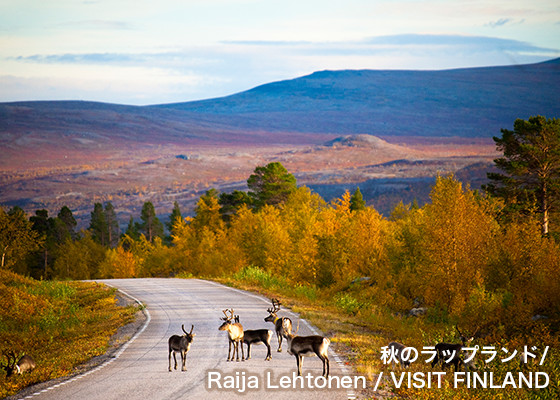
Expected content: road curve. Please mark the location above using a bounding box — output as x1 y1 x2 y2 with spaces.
18 278 363 400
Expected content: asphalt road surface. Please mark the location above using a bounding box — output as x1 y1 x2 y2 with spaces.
18 278 364 400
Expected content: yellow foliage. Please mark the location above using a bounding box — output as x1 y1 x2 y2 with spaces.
416 176 499 314
99 247 137 278
0 270 136 398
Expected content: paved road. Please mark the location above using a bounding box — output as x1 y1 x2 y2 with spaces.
19 278 363 400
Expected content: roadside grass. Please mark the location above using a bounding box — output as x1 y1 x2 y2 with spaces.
0 270 137 399
216 265 560 400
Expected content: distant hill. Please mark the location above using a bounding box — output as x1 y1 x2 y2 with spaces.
155 58 560 137
1 58 559 156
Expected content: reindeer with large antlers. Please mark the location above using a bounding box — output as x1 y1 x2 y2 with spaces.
285 321 330 377
219 309 245 362
2 351 36 377
264 298 292 352
431 325 478 372
168 324 195 372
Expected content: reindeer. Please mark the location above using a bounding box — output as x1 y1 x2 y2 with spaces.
387 341 411 368
243 329 273 361
234 315 273 361
264 298 292 352
431 325 477 372
168 324 195 372
285 321 330 377
2 351 36 377
219 309 245 362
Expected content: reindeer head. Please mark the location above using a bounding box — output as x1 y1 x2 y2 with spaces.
455 325 478 346
219 309 235 331
2 351 19 378
264 299 281 323
181 324 195 343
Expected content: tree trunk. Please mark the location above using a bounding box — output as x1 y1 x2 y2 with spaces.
44 248 48 277
542 193 549 235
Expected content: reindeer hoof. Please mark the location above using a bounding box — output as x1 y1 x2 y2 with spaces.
277 349 282 352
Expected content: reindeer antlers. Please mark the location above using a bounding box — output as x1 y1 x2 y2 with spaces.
455 325 463 337
182 324 194 335
221 308 235 322
455 325 479 339
471 326 480 338
267 298 281 314
2 350 18 368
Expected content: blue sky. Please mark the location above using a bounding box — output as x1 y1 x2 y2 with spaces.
1 0 559 105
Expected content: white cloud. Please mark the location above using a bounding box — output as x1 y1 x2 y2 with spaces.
485 18 514 28
3 32 558 105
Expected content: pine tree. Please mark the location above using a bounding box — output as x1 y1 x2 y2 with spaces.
29 209 57 277
105 202 120 248
58 206 77 240
138 201 164 242
219 190 252 222
124 216 140 241
89 203 108 246
485 116 560 235
167 201 183 233
350 187 366 211
247 162 297 209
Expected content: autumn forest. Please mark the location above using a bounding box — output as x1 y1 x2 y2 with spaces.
1 116 560 399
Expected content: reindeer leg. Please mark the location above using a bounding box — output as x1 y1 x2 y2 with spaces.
296 355 303 376
265 342 271 361
227 339 232 361
168 349 172 372
431 353 439 369
454 357 460 373
246 342 251 360
240 339 245 361
181 350 186 371
277 333 282 352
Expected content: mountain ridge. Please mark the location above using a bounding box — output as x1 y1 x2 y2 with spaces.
1 58 559 156
152 58 559 137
